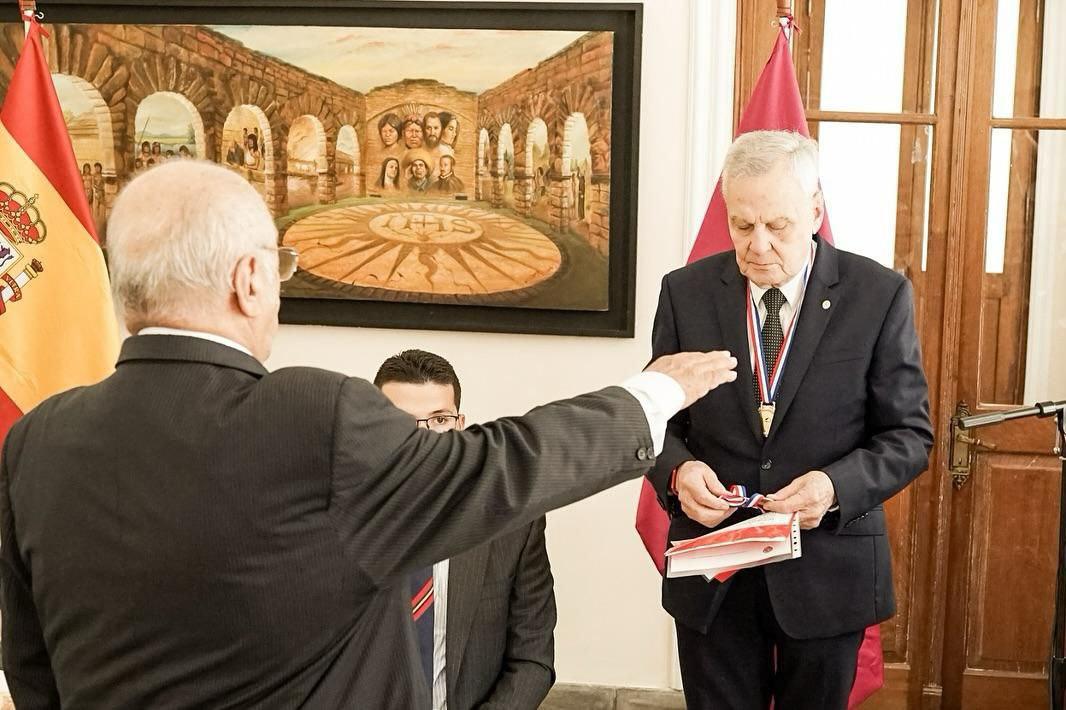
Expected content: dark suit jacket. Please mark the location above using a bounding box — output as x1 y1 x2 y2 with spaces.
648 238 933 639
0 335 653 709
446 518 555 710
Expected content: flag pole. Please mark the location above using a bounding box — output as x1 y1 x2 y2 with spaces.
776 3 796 42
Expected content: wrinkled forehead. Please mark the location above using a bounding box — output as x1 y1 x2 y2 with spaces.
727 164 812 213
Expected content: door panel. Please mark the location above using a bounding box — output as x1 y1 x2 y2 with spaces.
943 0 1065 705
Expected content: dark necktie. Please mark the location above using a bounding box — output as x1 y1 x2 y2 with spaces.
409 567 434 688
753 287 786 404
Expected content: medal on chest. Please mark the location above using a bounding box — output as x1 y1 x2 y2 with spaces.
747 249 814 438
758 402 776 438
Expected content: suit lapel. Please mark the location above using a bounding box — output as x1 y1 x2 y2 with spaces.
766 238 840 440
712 259 763 442
444 544 490 703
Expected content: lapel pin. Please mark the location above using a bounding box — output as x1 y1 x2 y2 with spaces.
821 299 831 310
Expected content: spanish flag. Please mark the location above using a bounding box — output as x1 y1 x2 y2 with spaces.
0 16 119 443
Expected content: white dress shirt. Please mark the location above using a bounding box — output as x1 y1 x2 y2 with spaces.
137 327 254 358
620 371 685 455
747 250 815 335
746 246 816 374
430 558 449 710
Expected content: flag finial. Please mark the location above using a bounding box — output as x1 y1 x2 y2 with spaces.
775 13 801 37
18 1 42 22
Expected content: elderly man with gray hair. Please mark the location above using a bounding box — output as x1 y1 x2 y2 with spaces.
0 160 737 709
646 130 933 709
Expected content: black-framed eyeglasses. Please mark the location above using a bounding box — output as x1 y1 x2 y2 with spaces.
415 414 461 433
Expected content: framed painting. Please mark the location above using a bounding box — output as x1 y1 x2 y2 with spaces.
0 0 642 336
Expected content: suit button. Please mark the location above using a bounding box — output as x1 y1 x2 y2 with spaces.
761 460 772 470
636 447 648 461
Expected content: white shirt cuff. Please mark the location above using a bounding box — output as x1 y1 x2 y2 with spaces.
621 371 686 456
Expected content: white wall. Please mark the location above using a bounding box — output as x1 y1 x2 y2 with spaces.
266 0 732 689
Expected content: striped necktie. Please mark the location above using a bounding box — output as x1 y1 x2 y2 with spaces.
410 567 434 687
753 287 786 404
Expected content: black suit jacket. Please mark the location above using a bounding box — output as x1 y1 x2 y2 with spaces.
648 238 933 638
445 518 555 710
0 335 653 709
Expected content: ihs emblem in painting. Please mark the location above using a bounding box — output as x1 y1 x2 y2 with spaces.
284 202 562 299
0 182 46 316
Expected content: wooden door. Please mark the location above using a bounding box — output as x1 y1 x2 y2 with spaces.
938 0 1066 706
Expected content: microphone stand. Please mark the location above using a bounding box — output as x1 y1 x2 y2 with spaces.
959 400 1066 710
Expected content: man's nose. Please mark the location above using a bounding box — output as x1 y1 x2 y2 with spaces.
748 226 773 253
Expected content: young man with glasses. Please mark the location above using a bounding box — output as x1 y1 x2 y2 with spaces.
375 349 556 710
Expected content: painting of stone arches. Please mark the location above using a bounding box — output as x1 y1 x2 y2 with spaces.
0 4 640 335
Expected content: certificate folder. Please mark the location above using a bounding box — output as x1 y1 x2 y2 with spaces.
665 512 801 582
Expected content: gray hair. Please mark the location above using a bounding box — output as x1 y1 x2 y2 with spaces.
721 130 820 197
107 160 277 325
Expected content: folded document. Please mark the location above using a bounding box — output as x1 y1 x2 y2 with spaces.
665 512 801 582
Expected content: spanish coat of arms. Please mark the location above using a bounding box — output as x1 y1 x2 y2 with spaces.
0 182 46 316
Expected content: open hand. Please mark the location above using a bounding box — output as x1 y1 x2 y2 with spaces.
645 351 738 408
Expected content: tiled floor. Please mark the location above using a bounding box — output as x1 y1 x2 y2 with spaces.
541 684 687 710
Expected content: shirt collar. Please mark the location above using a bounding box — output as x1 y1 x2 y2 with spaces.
748 242 818 308
137 327 254 358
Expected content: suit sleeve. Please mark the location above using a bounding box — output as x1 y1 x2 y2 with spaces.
328 380 655 588
647 274 697 508
477 517 556 709
823 278 934 530
0 427 61 709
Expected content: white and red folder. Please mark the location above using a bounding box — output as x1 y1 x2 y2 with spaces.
665 512 801 582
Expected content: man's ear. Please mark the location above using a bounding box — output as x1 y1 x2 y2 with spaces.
811 190 826 234
232 253 262 317
457 413 466 431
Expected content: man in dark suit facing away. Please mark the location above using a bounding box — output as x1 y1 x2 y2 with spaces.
0 160 738 710
647 130 934 710
375 349 556 710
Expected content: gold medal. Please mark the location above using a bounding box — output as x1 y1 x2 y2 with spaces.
758 402 776 437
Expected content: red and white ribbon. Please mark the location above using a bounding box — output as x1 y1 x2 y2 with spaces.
746 243 816 405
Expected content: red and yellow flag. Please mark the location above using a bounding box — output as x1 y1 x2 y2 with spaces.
0 16 119 443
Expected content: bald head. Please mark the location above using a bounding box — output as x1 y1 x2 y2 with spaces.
107 160 281 359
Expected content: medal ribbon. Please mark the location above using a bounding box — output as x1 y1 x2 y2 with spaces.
719 484 767 512
746 243 815 405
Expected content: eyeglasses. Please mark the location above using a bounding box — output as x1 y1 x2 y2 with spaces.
415 414 461 433
277 246 299 281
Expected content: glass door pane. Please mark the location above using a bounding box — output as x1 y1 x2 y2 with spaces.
816 122 920 269
819 0 910 112
979 128 1066 404
992 0 1066 118
1021 129 1066 401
